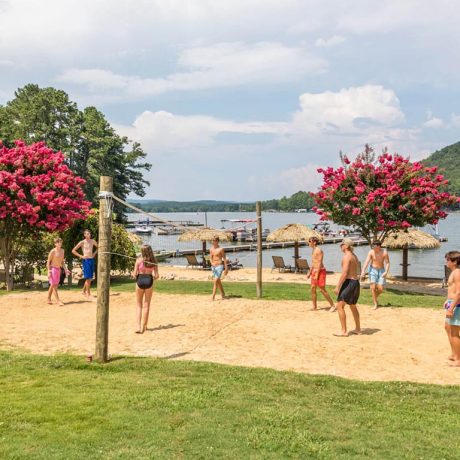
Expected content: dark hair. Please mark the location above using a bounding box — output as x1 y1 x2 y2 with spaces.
84 229 91 234
445 251 460 267
213 235 220 242
372 241 382 247
309 237 319 244
141 245 157 266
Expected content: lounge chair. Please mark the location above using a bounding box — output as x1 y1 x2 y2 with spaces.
295 258 310 274
271 255 293 273
184 254 203 269
442 266 452 288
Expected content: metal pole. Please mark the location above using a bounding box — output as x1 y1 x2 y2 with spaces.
95 176 113 363
256 201 262 298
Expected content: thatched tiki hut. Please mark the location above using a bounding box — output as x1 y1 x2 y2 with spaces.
178 227 233 256
266 224 324 260
383 228 440 280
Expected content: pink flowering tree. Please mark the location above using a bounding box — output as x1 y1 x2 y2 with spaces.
0 141 91 290
311 150 458 244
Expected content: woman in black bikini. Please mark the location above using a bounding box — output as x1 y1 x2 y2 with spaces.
133 245 159 334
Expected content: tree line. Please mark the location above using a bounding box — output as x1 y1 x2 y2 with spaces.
131 191 316 213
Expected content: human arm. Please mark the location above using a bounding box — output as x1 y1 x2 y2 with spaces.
154 263 159 280
72 241 83 259
46 250 54 271
334 257 350 295
92 240 98 257
383 251 390 277
222 249 228 274
361 251 371 279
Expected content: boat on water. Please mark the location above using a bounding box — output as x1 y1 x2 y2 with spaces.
135 225 153 235
221 219 270 242
154 226 184 236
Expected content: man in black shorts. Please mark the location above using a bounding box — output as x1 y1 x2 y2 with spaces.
333 238 361 337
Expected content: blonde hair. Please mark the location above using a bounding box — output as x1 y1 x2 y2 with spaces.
141 244 157 266
54 237 63 244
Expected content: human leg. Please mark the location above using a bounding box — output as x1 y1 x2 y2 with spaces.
142 287 154 330
370 283 378 309
135 286 144 333
448 325 460 365
216 279 225 299
311 286 318 310
319 286 334 308
349 304 361 334
445 322 455 360
334 300 348 336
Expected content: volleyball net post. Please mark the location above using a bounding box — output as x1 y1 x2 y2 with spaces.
256 201 263 298
95 176 113 363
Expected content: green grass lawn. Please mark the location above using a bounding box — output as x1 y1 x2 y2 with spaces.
0 351 458 459
1 278 443 309
109 278 443 309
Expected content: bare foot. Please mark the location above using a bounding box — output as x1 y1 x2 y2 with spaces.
448 355 455 361
333 332 349 337
47 299 52 305
58 301 65 307
373 304 379 310
448 360 460 367
329 306 337 313
309 307 318 311
349 329 362 335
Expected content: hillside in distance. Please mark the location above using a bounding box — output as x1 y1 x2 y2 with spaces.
423 141 460 195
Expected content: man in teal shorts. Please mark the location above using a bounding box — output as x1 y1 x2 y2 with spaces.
361 241 390 309
209 236 228 301
444 251 460 367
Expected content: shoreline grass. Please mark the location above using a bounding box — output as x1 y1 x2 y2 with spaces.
1 350 459 459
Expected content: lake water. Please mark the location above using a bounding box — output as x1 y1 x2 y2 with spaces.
128 212 460 279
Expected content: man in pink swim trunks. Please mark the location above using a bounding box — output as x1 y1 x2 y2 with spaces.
47 237 69 306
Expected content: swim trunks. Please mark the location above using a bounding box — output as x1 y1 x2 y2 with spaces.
310 267 326 288
337 279 360 305
444 299 460 326
368 266 385 285
212 265 224 279
48 266 61 286
136 274 154 290
82 258 95 280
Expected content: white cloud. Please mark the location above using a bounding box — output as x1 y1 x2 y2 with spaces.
292 85 405 135
315 35 346 47
423 117 444 128
56 42 327 98
114 110 288 151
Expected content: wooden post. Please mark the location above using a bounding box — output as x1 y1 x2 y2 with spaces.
256 201 262 298
95 176 113 363
401 246 409 281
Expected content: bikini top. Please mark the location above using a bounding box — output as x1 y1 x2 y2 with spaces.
138 260 155 274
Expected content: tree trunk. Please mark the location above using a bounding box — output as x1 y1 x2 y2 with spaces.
0 236 14 291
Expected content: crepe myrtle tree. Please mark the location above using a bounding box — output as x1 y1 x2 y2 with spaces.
0 141 91 290
311 148 458 245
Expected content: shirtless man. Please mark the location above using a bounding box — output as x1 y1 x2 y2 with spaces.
443 251 460 367
209 236 228 301
47 237 70 306
72 229 98 298
361 240 390 309
307 237 334 311
333 238 361 337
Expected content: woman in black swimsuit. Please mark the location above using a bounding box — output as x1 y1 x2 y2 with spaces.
133 245 159 334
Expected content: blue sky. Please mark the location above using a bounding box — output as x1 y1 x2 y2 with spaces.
1 0 459 201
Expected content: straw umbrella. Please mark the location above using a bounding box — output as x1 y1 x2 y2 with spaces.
383 228 440 280
178 227 233 256
266 223 324 260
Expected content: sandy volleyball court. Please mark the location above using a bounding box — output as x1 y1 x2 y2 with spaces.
1 267 458 385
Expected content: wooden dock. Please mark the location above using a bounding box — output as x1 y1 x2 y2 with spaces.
176 237 368 257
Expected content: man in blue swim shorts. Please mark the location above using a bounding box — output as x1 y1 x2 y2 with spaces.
209 236 228 301
443 251 460 367
361 241 390 310
72 229 98 299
